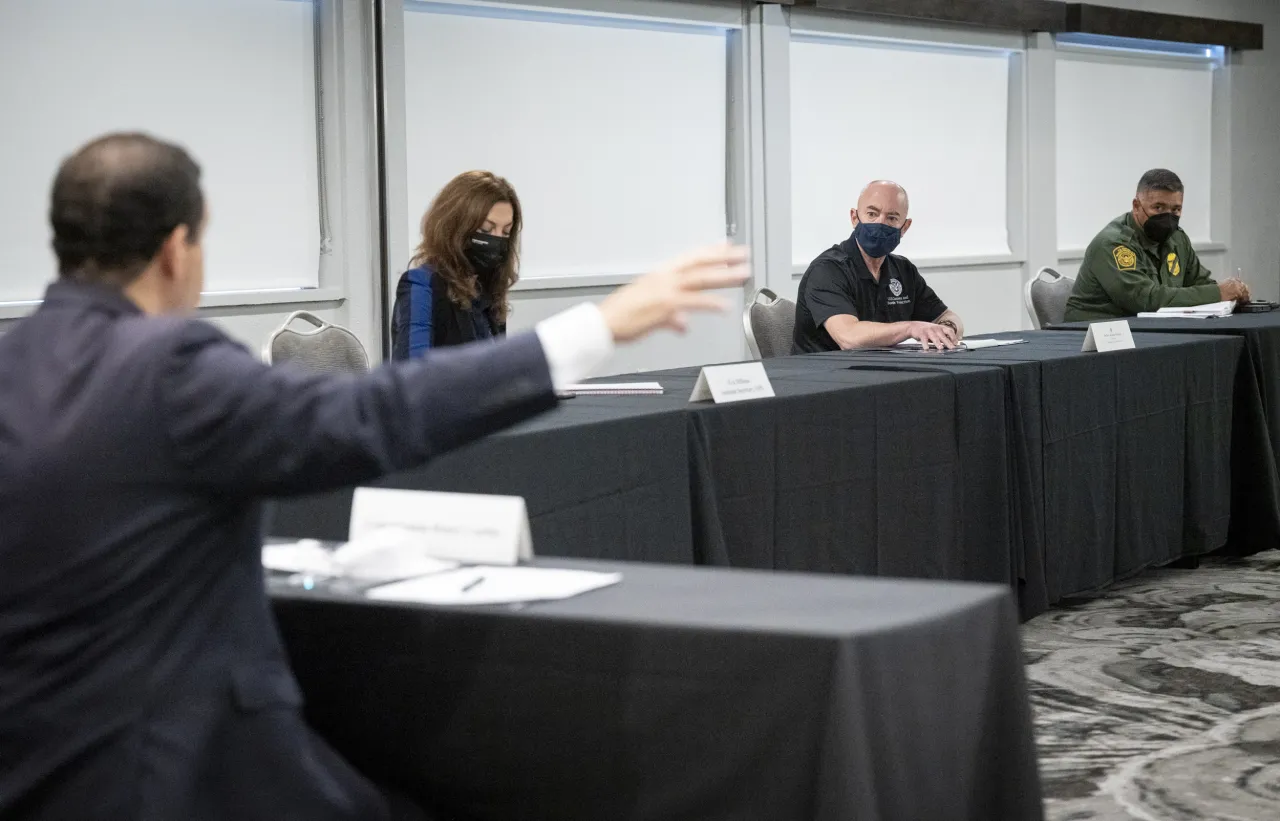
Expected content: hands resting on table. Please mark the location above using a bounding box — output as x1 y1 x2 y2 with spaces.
908 321 961 352
1220 278 1251 303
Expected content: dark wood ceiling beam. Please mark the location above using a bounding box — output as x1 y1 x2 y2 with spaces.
1062 4 1263 51
778 0 1264 50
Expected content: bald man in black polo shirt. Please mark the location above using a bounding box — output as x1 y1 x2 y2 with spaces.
792 180 964 353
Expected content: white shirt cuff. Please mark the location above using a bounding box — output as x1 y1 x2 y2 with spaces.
534 303 615 391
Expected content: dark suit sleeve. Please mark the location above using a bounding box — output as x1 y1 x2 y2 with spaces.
803 260 860 325
909 266 948 322
158 322 556 497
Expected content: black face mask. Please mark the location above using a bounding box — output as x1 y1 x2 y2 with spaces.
464 231 509 273
1142 212 1180 245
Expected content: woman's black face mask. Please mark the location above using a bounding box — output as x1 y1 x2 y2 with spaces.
465 232 509 273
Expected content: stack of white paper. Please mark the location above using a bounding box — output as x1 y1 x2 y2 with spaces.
562 382 664 396
367 566 622 606
330 529 460 582
957 338 1026 349
263 540 334 575
1137 300 1236 319
263 530 459 583
896 338 1026 350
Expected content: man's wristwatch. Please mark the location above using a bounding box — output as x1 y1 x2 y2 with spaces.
936 319 959 335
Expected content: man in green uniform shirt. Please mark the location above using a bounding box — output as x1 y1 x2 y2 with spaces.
1064 168 1249 321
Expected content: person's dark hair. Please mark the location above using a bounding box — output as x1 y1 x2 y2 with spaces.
1136 168 1184 196
410 171 521 325
50 132 204 286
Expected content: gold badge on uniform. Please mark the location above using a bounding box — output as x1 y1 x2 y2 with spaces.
1167 253 1181 276
1113 246 1138 271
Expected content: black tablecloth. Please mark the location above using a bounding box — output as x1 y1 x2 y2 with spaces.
269 403 704 564
1051 316 1280 555
821 331 1241 609
269 334 1239 616
269 363 1018 592
271 560 1044 821
636 363 1013 586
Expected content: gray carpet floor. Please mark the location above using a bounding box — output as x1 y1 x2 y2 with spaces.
1022 549 1280 820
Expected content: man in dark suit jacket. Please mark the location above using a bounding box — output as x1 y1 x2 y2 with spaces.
0 133 747 821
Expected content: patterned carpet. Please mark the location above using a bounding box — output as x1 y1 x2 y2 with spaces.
1022 550 1280 820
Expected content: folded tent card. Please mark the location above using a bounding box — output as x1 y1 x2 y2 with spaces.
689 361 775 403
347 487 533 566
262 488 621 605
1081 320 1135 352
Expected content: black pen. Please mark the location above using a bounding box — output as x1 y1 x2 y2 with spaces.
461 576 484 593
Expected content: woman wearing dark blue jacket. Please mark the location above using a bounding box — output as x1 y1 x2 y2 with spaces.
391 171 520 358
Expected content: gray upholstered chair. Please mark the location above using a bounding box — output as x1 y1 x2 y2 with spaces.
262 311 370 373
743 288 797 359
1024 267 1075 329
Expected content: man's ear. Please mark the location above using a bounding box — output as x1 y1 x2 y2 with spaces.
155 224 191 282
900 217 913 237
850 208 859 227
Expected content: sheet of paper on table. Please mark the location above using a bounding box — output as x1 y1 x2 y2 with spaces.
367 566 622 606
895 337 1026 350
1137 300 1236 319
263 540 335 575
958 337 1026 349
562 382 664 396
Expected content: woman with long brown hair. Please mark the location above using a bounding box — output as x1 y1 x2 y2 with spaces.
391 171 521 359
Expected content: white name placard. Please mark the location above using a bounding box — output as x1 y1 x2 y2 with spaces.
689 361 776 404
1082 320 1136 353
349 488 533 566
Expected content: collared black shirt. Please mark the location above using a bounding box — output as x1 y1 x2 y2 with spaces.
792 235 949 354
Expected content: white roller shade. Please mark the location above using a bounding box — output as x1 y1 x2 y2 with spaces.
1056 53 1214 250
790 37 1012 267
0 0 322 301
402 4 729 279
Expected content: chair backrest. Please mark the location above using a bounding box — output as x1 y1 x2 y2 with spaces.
1024 267 1075 329
743 288 797 359
263 311 370 373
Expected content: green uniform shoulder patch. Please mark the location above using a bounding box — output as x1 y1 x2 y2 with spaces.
1112 246 1138 271
1167 252 1181 276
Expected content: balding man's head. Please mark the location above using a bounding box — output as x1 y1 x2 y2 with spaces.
856 180 910 218
50 133 204 286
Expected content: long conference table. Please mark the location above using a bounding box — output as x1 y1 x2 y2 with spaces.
271 559 1044 821
270 328 1251 619
1051 313 1280 556
264 321 1274 821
